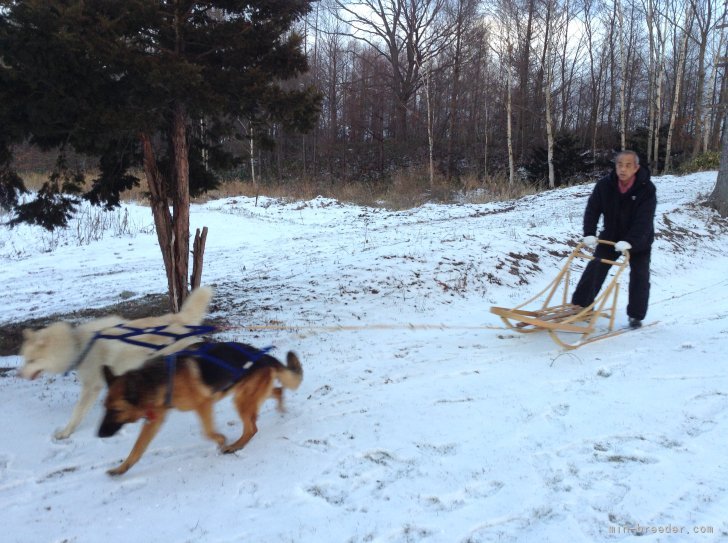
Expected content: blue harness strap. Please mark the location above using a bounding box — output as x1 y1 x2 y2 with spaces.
164 355 177 407
65 323 216 374
161 343 275 406
95 324 216 350
171 343 274 376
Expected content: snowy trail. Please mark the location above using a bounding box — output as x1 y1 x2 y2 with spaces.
1 171 727 542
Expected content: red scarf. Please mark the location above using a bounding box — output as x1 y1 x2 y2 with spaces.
618 176 635 194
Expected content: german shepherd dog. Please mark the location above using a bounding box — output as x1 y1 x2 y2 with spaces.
98 342 303 476
18 286 213 439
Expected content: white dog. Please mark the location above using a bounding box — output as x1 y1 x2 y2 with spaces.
18 287 214 439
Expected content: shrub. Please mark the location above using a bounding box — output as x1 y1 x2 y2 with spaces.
677 152 719 174
525 132 589 187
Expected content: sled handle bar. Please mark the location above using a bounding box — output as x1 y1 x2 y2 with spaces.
575 239 630 267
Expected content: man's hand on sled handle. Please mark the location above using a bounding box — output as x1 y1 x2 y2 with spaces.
582 235 598 249
615 240 632 253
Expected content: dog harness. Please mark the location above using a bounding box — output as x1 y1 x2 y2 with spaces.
66 323 216 374
162 342 276 406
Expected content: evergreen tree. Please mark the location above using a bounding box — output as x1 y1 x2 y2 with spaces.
0 0 320 309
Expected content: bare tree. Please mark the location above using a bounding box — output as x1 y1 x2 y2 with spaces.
181 0 725 189
689 0 719 157
653 3 669 172
557 0 584 133
703 31 725 152
617 0 627 150
664 3 694 173
643 0 657 164
443 0 478 179
582 0 606 157
421 54 436 187
541 0 558 188
331 0 451 141
491 0 516 186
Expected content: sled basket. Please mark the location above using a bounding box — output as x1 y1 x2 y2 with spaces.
490 239 630 349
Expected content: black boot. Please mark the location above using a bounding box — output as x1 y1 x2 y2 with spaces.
628 317 642 329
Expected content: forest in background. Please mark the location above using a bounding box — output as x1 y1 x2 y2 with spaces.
12 0 726 191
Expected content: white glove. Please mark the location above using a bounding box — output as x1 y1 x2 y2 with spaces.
614 241 632 253
582 235 597 249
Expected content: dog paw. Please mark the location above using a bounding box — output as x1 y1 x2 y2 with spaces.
107 466 127 477
53 429 72 440
221 444 241 455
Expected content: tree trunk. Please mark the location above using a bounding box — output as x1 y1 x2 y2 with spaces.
703 43 720 152
507 45 515 186
583 0 604 158
171 102 191 309
542 0 555 188
140 132 178 311
709 114 728 216
516 0 535 161
664 7 692 173
646 0 656 165
249 120 257 196
545 69 555 188
617 0 626 150
446 14 463 180
191 226 208 290
653 14 668 173
711 72 728 150
424 61 435 189
483 103 489 182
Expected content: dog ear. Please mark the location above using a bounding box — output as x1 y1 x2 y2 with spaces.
102 366 116 386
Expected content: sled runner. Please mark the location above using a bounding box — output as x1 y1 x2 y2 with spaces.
490 239 630 349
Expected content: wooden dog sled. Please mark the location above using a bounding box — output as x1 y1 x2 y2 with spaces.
490 239 630 349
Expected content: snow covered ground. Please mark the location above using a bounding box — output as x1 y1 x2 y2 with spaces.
0 171 726 542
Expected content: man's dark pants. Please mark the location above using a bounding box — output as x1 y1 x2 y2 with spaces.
571 244 651 320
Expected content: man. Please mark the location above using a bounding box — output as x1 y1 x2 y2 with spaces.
571 150 657 328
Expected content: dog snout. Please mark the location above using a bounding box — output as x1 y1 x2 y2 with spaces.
98 415 123 438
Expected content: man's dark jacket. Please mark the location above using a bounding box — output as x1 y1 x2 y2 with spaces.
583 165 657 253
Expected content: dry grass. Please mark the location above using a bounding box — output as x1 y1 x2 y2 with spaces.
19 169 152 203
18 168 539 210
460 173 540 203
17 170 55 191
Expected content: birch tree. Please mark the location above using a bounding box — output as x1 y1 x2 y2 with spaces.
664 3 694 173
643 0 657 164
653 6 669 172
582 0 606 157
617 0 627 150
541 0 557 188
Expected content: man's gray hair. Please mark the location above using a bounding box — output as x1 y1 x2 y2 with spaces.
616 150 639 165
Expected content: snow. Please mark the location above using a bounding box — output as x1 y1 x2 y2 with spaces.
1 171 727 542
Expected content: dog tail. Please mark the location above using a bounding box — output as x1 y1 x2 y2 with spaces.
278 352 303 390
174 286 214 324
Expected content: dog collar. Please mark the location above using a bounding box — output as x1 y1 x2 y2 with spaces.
144 408 157 422
65 329 100 374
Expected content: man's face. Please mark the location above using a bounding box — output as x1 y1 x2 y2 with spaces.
616 155 640 183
